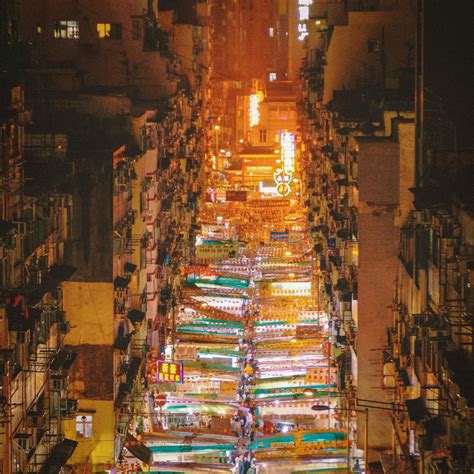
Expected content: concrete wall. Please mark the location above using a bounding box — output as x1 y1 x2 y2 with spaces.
64 399 115 467
356 137 407 454
359 140 400 205
357 211 398 452
63 281 114 346
64 151 114 282
323 9 415 103
20 0 174 98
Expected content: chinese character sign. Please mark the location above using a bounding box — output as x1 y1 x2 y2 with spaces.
249 94 261 127
280 132 296 171
297 0 313 41
157 361 183 383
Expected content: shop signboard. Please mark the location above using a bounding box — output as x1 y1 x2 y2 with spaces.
296 324 322 339
288 230 305 242
157 360 183 383
220 381 237 396
270 231 289 242
195 242 239 260
225 190 247 202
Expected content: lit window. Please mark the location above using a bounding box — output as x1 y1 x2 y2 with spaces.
97 23 122 39
268 27 274 38
269 72 277 82
54 20 79 39
76 415 93 438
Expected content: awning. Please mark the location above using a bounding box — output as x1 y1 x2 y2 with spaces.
0 219 16 235
405 397 427 422
50 350 77 371
124 262 137 274
114 276 131 289
127 309 145 325
126 357 142 385
39 438 78 474
29 265 77 305
398 368 411 386
125 433 153 464
115 383 130 408
114 333 133 351
423 416 446 437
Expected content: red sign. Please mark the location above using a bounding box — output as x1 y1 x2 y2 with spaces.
157 361 183 383
225 190 247 202
296 325 323 339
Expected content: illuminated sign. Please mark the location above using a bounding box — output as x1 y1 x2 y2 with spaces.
195 242 240 260
297 0 312 41
276 183 290 197
249 93 263 127
274 168 293 197
280 132 295 171
157 361 183 383
274 168 293 184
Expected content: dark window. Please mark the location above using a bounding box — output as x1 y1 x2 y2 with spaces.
132 18 141 40
368 38 381 53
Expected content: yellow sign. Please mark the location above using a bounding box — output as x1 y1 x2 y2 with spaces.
157 361 183 383
195 242 240 260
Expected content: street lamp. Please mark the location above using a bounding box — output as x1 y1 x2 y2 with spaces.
214 125 220 157
312 404 369 472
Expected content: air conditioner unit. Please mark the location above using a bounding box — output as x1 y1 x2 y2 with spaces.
14 433 32 451
60 398 78 419
50 375 68 392
12 221 26 235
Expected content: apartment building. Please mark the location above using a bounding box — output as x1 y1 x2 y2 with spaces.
0 0 212 471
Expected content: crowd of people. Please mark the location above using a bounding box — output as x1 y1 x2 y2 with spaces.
229 326 260 474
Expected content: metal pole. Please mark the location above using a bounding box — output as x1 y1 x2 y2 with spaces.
364 408 369 472
346 399 351 472
327 336 331 429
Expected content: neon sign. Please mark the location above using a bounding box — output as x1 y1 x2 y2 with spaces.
297 0 312 41
249 94 261 127
157 360 183 383
280 132 295 172
274 168 293 197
